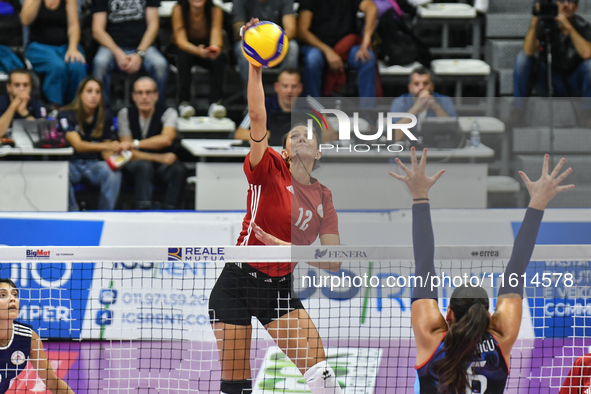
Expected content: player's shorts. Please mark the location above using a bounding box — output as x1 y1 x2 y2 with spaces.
209 262 305 326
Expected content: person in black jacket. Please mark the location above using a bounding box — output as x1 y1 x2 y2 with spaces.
117 77 186 209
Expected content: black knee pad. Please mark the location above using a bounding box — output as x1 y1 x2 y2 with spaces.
220 379 252 394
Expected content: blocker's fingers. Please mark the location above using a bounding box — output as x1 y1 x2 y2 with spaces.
410 147 419 169
419 148 428 169
550 157 566 179
394 158 411 175
557 184 575 193
542 154 549 176
431 169 445 183
389 171 406 181
518 171 532 186
554 167 573 185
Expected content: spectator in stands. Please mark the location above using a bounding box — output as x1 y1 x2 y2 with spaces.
0 0 26 74
232 0 298 98
234 69 338 144
297 0 378 99
60 77 122 211
0 69 46 137
92 0 168 106
514 0 591 106
21 0 86 109
117 77 186 209
171 0 228 118
234 67 299 143
389 66 456 141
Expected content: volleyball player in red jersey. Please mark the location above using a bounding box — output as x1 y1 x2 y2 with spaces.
208 19 343 394
561 353 591 394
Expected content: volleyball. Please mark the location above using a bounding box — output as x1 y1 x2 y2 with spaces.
241 21 289 68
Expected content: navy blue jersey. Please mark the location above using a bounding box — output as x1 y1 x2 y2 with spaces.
0 321 33 393
416 331 508 394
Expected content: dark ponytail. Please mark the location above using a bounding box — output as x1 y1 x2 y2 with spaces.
436 292 490 394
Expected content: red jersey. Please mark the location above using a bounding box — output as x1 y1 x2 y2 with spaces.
236 148 339 277
561 354 591 394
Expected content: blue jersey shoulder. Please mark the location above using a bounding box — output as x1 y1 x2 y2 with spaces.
416 331 508 394
0 321 34 393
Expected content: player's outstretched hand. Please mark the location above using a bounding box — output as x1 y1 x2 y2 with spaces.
252 221 291 245
519 154 574 211
241 18 261 70
389 147 445 200
240 18 260 42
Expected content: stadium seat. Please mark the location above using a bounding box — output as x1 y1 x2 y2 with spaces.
485 40 521 96
378 61 423 77
485 0 536 97
415 3 482 59
486 14 530 39
488 0 532 13
487 175 520 208
513 127 591 154
431 59 496 114
487 175 520 193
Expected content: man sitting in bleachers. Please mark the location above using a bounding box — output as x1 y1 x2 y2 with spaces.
297 0 379 99
389 66 456 141
92 0 168 107
514 0 591 106
117 77 185 209
0 69 45 138
234 68 337 144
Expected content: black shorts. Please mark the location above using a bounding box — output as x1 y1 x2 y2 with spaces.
209 263 305 326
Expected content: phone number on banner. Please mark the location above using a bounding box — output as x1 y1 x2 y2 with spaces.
121 292 208 307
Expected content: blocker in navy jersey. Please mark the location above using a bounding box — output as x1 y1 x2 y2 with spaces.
416 331 509 394
0 321 32 393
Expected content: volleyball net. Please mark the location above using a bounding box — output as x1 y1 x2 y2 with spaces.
0 245 590 394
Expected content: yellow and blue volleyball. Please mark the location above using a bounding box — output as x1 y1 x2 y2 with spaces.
242 21 289 68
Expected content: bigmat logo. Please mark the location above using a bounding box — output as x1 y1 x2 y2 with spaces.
26 249 50 259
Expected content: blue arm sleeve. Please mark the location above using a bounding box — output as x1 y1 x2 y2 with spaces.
497 207 544 298
411 203 438 303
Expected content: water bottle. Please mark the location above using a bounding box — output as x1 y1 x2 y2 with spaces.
470 119 481 148
335 99 342 111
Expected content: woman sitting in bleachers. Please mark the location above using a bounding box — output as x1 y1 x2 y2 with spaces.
21 0 86 109
59 77 122 211
170 0 228 117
